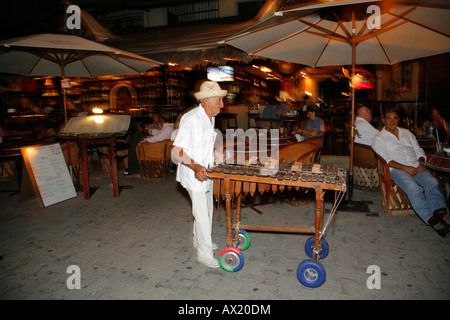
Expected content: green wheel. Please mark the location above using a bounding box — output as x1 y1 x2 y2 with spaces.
232 229 251 250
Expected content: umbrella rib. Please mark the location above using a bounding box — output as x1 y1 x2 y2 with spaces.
314 24 341 67
374 35 391 64
251 22 314 55
331 11 352 39
78 58 94 78
389 11 450 38
298 18 349 42
30 49 60 64
105 52 144 75
27 56 43 77
354 6 414 42
357 20 408 43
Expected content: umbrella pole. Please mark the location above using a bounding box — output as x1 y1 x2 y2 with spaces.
348 41 356 205
61 66 73 182
339 26 370 212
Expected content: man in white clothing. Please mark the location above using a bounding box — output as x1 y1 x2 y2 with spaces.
171 81 227 267
355 106 379 146
372 108 449 237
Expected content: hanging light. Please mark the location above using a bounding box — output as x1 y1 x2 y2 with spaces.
44 78 54 86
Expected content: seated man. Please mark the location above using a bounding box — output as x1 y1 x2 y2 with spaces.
261 98 290 119
119 111 174 178
294 104 324 140
372 108 450 238
355 105 379 146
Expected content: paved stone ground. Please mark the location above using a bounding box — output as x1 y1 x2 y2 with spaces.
1 166 449 301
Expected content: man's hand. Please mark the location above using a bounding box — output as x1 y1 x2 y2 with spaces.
417 164 427 173
193 164 208 181
403 166 419 176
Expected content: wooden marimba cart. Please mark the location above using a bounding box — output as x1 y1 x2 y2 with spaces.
207 161 347 288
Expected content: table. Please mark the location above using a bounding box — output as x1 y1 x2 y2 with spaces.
0 136 41 194
280 115 302 133
423 153 450 201
60 134 129 200
424 153 450 172
207 162 346 288
81 137 120 199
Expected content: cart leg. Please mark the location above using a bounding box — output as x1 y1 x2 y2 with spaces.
314 188 324 260
234 183 242 238
224 179 233 247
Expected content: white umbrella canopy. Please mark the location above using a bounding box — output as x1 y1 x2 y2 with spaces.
223 0 450 67
0 33 162 123
221 0 450 203
0 33 162 77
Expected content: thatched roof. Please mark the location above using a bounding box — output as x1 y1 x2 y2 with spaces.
105 20 260 68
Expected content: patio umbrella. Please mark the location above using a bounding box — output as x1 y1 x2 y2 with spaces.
221 0 450 203
0 33 162 122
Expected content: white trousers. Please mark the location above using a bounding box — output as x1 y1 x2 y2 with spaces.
187 190 214 259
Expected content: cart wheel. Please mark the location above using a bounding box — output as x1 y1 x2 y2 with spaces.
232 229 251 250
304 236 329 260
297 260 326 288
219 247 244 272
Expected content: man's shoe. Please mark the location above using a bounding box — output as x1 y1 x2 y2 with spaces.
429 208 449 227
435 225 450 238
193 242 218 250
442 212 450 225
197 256 220 268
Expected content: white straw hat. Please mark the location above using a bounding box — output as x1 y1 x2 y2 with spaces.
194 81 228 101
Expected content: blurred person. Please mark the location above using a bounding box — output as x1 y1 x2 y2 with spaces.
354 106 379 146
294 103 325 140
118 112 174 178
415 119 431 137
431 106 450 144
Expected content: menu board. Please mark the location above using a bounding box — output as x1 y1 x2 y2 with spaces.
21 143 77 207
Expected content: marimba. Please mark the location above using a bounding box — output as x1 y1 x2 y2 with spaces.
207 160 347 288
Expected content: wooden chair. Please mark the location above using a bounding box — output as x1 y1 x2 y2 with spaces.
302 136 324 163
353 142 379 189
374 151 415 215
136 139 172 181
60 141 81 186
278 140 322 163
279 140 323 206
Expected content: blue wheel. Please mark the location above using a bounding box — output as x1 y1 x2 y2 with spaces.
219 247 244 272
232 229 251 250
304 236 329 260
297 260 326 288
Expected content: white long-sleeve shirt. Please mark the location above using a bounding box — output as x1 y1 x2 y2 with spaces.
173 105 216 192
371 127 426 171
355 117 379 146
